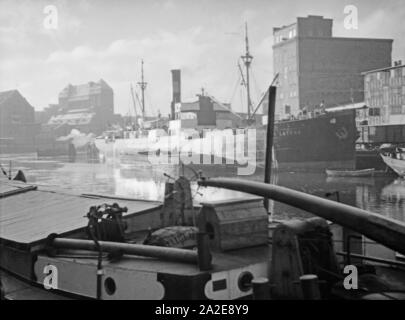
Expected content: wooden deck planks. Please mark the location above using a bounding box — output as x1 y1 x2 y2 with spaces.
0 181 162 247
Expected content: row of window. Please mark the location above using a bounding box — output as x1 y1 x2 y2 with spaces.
390 105 405 115
279 91 298 99
363 105 405 117
365 69 404 83
366 89 405 106
366 77 405 90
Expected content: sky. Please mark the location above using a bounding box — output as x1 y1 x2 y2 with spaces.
0 0 404 116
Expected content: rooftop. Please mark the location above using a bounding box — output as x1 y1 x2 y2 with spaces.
48 111 95 126
0 90 33 109
0 90 17 105
180 98 232 113
362 63 405 75
59 79 112 99
273 15 332 33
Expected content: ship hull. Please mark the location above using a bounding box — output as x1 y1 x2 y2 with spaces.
95 110 357 173
269 109 358 170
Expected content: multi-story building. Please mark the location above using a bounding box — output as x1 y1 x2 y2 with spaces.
47 79 114 135
363 62 405 126
272 15 393 119
356 61 405 144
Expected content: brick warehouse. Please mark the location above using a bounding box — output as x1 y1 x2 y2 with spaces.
272 15 393 119
0 90 38 153
46 79 115 136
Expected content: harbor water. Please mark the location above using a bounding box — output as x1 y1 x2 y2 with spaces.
1 153 404 224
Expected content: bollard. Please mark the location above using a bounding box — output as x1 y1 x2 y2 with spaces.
299 274 321 300
252 277 271 300
197 232 212 271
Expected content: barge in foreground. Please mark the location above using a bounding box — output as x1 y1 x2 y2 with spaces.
2 175 405 300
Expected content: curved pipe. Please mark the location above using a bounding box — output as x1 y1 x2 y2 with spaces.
198 178 405 256
51 238 199 264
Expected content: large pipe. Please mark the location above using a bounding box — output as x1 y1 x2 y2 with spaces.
198 178 405 256
51 237 198 264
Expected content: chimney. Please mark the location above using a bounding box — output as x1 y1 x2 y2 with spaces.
171 69 181 120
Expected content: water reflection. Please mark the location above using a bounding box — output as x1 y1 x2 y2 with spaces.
380 178 405 222
1 153 404 223
116 166 250 203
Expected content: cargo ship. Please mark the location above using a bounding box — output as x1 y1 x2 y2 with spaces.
95 25 358 173
268 109 358 170
95 92 358 173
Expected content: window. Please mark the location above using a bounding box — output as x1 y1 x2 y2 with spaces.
289 30 293 38
390 105 402 115
292 28 296 37
285 105 291 114
368 108 381 116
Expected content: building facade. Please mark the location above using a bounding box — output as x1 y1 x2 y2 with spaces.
363 62 405 126
0 90 38 152
272 15 393 119
47 79 114 135
173 95 242 131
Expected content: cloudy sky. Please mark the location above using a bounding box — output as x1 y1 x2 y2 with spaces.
0 0 404 116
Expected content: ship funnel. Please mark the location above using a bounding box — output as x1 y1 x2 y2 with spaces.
171 69 181 120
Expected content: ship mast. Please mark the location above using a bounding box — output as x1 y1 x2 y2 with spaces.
137 59 147 119
241 22 253 118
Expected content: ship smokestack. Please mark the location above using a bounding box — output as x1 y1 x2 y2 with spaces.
171 69 181 120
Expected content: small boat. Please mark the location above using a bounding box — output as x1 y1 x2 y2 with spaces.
325 168 375 177
381 154 405 177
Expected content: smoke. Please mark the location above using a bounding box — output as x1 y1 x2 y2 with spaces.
56 129 95 148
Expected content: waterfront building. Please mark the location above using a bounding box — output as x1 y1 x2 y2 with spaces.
0 90 38 153
272 15 393 119
363 62 405 126
355 62 405 144
175 94 242 131
46 79 115 135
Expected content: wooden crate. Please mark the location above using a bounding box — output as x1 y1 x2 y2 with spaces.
197 198 268 251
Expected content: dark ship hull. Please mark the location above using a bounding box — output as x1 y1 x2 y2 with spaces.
185 109 358 174
95 110 358 174
270 110 358 171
